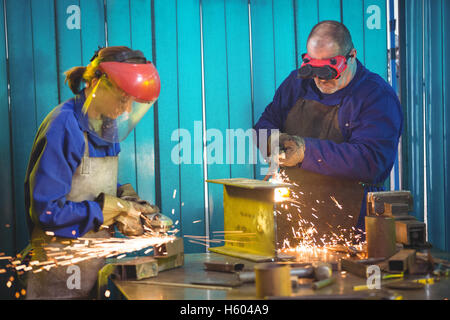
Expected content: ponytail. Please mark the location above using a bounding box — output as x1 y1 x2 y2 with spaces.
64 66 87 94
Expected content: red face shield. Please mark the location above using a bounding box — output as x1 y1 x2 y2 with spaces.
82 51 161 143
298 52 354 80
98 61 160 102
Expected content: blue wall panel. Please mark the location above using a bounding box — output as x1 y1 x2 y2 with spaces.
424 0 445 250
251 0 276 180
31 0 59 125
364 0 387 80
55 0 82 102
6 0 36 252
318 0 341 21
130 0 156 206
153 0 181 230
80 0 106 66
443 0 450 252
401 0 424 223
400 0 449 251
295 0 319 59
177 0 205 253
342 0 365 64
202 0 230 242
0 0 14 256
273 0 296 88
225 0 254 180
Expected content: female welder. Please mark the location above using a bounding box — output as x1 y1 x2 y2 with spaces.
23 46 163 299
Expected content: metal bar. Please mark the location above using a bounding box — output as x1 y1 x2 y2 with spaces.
132 280 232 291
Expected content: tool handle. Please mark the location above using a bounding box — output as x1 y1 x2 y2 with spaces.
312 277 335 290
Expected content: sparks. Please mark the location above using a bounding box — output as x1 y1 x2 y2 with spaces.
273 170 365 257
330 196 343 210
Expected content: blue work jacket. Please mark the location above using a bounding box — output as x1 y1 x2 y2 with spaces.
254 59 403 230
24 90 121 238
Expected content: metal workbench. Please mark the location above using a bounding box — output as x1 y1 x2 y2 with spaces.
112 252 450 300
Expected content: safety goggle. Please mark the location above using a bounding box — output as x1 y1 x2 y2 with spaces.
298 50 355 80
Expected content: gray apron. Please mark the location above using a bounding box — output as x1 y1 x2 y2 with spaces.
277 98 365 246
26 132 118 300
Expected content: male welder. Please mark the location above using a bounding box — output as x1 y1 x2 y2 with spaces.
254 21 402 243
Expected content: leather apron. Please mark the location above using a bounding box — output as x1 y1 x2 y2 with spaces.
26 132 118 299
277 98 365 246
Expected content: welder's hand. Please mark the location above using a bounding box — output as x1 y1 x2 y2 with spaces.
96 193 143 226
278 133 305 167
117 184 160 214
115 214 144 236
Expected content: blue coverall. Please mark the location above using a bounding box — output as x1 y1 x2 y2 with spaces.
254 59 403 230
24 90 121 238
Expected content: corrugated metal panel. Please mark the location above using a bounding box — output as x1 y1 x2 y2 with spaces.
0 0 14 256
0 0 391 255
6 0 37 253
400 0 449 251
444 0 450 254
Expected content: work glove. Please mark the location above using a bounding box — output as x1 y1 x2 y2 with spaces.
278 133 306 167
117 184 160 214
115 214 144 237
96 193 144 236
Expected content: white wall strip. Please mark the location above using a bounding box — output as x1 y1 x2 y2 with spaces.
199 0 209 251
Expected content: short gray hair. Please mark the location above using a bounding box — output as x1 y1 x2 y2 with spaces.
307 20 354 55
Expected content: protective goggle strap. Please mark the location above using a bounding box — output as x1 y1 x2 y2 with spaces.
82 76 104 114
111 50 147 63
90 47 148 64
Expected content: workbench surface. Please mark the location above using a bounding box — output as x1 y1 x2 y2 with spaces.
112 253 450 300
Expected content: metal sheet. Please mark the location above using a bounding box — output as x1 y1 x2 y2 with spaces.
208 185 277 261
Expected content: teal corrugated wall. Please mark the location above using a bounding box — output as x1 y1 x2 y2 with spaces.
0 0 389 255
400 0 450 252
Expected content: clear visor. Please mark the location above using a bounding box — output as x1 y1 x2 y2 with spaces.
82 75 155 143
